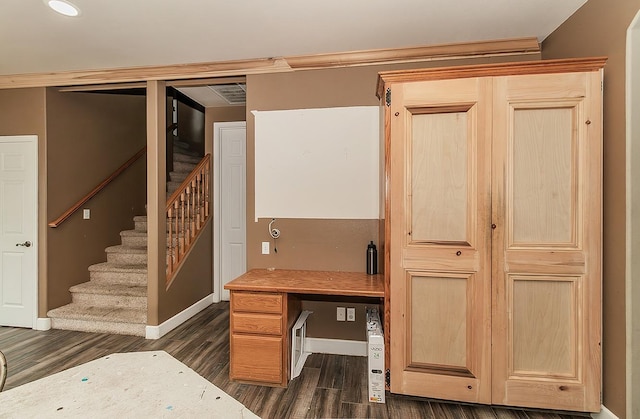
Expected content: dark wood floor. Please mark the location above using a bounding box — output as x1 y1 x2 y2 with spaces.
0 302 591 419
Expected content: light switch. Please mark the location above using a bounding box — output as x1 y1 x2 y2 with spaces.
83 209 90 219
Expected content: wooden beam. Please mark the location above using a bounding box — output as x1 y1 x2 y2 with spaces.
167 76 246 88
57 82 147 92
146 80 167 327
286 37 540 70
0 58 290 89
0 38 540 89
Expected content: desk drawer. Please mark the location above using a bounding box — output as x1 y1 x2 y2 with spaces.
232 292 282 314
232 312 282 335
230 334 283 384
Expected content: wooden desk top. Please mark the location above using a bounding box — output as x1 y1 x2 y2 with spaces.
224 269 384 298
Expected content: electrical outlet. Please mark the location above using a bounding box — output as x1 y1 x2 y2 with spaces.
261 241 270 255
83 208 90 219
336 307 346 322
347 307 356 322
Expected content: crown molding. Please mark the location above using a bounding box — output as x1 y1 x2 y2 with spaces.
0 37 540 89
376 56 607 98
0 58 289 89
286 37 540 70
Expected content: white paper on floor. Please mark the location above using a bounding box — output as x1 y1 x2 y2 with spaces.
0 350 260 418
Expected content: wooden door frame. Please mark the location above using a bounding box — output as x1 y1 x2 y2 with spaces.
626 9 640 418
212 121 247 303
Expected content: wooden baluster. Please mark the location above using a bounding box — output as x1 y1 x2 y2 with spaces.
167 206 173 275
190 180 196 238
196 172 202 228
173 200 179 267
185 186 191 247
204 164 210 218
180 191 186 262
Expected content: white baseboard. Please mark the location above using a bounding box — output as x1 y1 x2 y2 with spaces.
145 294 214 340
591 405 619 419
35 317 51 331
305 337 367 357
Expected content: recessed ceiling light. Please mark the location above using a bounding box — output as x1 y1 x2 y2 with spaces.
46 0 81 17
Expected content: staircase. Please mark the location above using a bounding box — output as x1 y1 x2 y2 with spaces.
168 148 201 195
47 147 201 336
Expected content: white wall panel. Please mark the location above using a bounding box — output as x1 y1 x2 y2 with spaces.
254 106 379 220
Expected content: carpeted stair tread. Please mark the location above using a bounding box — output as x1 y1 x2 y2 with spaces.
120 229 146 237
105 245 147 264
88 261 147 274
133 216 148 232
173 144 201 157
48 304 147 336
70 282 147 297
169 171 190 183
120 229 147 246
87 262 147 286
173 160 197 172
105 245 147 254
167 181 183 195
48 304 147 324
173 152 201 164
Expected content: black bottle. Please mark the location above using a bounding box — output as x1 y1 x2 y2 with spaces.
366 241 377 275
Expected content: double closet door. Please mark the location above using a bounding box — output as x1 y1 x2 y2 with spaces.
380 58 604 412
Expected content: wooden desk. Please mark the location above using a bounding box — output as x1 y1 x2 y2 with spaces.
224 269 384 386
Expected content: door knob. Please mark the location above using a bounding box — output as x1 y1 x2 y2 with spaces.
16 241 31 247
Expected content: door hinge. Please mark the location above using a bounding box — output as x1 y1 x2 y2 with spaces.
385 369 390 387
385 88 391 107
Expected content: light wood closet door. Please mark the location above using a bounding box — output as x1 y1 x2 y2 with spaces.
491 72 602 412
389 77 492 403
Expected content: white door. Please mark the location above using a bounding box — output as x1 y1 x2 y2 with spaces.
213 122 246 301
0 135 38 328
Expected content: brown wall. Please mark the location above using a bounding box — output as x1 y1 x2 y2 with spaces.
159 220 213 323
204 105 246 156
0 88 48 315
542 1 640 416
176 100 205 155
46 90 147 311
245 54 540 339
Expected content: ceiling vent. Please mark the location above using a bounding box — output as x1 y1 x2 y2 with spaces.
208 83 246 105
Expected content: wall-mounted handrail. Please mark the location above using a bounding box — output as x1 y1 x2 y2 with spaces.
166 154 211 285
48 146 147 228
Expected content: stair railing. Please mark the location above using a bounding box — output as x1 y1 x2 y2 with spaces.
49 146 147 228
166 154 211 284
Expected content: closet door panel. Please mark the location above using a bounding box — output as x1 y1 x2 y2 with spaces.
492 71 602 412
511 107 575 245
389 77 492 403
411 112 468 242
409 272 469 368
510 275 578 376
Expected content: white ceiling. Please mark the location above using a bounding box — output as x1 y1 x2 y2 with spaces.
1 0 588 78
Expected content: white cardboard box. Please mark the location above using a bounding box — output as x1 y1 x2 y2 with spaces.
367 307 385 403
